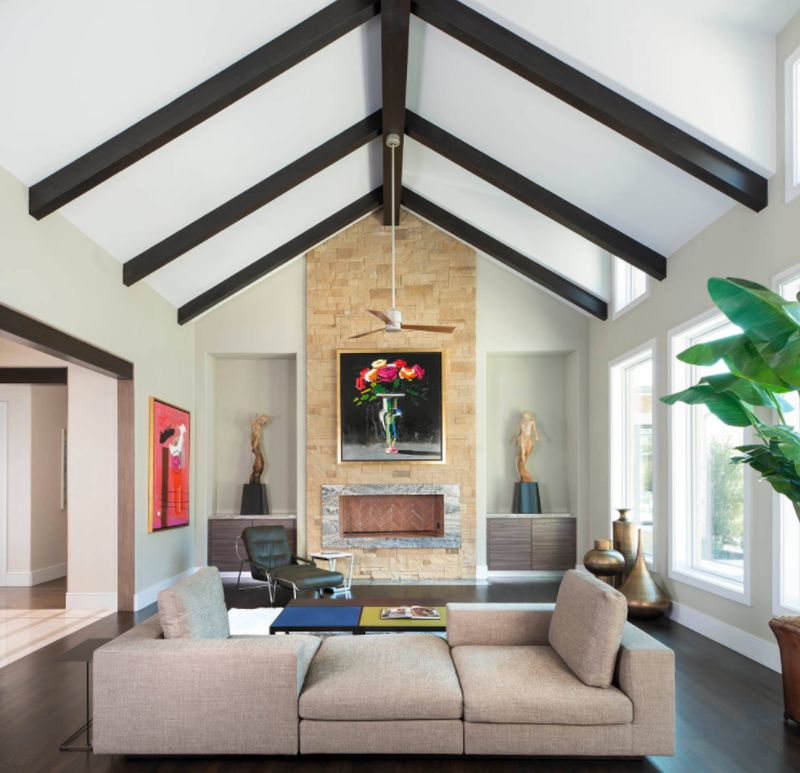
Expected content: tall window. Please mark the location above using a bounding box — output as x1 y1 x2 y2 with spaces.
670 313 749 600
612 258 649 318
787 45 800 204
775 268 800 613
610 344 655 562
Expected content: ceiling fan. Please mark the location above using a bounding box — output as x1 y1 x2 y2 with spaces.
350 133 456 340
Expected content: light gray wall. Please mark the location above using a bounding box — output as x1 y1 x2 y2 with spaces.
213 356 297 515
588 10 800 645
477 255 591 571
486 353 570 514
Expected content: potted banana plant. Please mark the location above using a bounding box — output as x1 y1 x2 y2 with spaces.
662 277 800 726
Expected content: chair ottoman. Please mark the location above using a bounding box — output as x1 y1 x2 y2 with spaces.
298 634 464 755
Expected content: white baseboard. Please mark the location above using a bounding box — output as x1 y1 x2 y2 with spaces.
476 565 489 583
669 601 781 673
487 570 567 579
66 591 118 611
133 566 200 610
4 562 67 586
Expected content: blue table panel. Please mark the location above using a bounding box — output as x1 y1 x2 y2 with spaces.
271 605 362 630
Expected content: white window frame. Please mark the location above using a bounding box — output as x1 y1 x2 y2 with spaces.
611 258 650 320
786 45 800 204
609 340 657 569
668 308 752 605
772 263 800 615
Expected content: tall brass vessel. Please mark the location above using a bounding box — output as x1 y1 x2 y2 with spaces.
620 529 671 620
612 508 637 585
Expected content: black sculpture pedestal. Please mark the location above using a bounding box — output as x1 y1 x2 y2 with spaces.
240 483 269 515
512 481 541 514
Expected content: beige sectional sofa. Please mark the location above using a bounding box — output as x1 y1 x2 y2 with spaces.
92 568 675 758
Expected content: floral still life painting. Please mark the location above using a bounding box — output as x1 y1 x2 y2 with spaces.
338 350 444 462
148 398 190 531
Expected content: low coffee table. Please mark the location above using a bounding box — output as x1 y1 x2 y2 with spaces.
270 597 447 634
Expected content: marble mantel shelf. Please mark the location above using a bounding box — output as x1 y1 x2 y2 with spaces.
487 513 575 519
209 513 297 520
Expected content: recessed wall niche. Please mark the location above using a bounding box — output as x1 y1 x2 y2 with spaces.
486 351 578 515
212 355 297 515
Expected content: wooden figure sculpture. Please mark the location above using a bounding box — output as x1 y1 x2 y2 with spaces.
511 410 542 513
249 414 271 484
513 410 540 482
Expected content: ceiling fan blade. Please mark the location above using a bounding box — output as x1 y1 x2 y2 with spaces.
349 328 385 339
367 308 392 324
401 323 457 333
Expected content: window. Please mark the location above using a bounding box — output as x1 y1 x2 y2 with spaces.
786 46 800 204
670 312 750 601
774 267 800 613
612 258 649 318
610 343 655 563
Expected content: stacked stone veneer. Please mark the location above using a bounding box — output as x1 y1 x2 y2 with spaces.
306 210 476 580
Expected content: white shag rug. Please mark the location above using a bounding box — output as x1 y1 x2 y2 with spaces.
228 607 283 636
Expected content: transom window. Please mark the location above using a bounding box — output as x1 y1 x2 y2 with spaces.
612 258 649 318
670 312 749 601
786 45 800 204
610 344 655 563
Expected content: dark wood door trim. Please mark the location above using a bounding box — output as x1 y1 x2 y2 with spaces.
0 367 67 384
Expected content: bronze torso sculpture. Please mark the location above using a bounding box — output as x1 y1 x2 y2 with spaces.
512 410 540 483
249 414 272 485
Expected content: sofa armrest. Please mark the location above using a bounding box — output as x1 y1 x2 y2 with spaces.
92 614 320 756
614 623 675 756
446 603 554 647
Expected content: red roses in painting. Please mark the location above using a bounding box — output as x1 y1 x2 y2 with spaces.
353 357 428 406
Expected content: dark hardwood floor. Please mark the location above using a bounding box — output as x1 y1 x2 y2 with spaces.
1 579 798 772
0 576 66 609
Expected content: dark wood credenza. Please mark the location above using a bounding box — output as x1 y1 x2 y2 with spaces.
487 514 576 571
207 515 297 571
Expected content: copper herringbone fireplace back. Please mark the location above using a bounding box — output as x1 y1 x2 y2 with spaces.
339 494 445 538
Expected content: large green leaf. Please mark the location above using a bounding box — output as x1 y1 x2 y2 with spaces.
660 384 751 426
708 277 797 346
698 373 789 408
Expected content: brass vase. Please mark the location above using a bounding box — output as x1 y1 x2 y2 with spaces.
612 507 637 586
620 529 671 620
583 539 625 586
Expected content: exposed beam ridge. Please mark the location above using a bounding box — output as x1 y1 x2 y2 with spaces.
401 188 607 319
405 111 667 280
28 0 381 220
411 0 768 212
123 111 382 286
0 368 67 384
178 189 382 324
381 0 411 225
0 303 133 379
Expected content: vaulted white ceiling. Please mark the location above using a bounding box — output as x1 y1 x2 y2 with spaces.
0 0 796 316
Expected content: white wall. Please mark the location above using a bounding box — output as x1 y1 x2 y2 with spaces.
194 258 306 561
477 255 591 571
0 166 196 608
213 356 297 515
587 9 800 665
29 384 67 579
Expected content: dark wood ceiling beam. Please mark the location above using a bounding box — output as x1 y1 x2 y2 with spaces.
381 0 411 225
411 0 768 212
0 368 67 384
401 188 607 319
405 111 667 280
123 111 382 286
0 304 133 380
28 0 381 220
178 188 382 324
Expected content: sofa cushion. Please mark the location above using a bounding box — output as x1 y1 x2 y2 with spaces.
452 645 632 725
299 634 462 721
157 566 230 640
548 569 627 688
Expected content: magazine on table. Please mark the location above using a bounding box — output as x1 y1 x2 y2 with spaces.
380 605 441 620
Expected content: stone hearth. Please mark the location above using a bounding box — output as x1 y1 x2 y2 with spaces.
322 484 461 549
